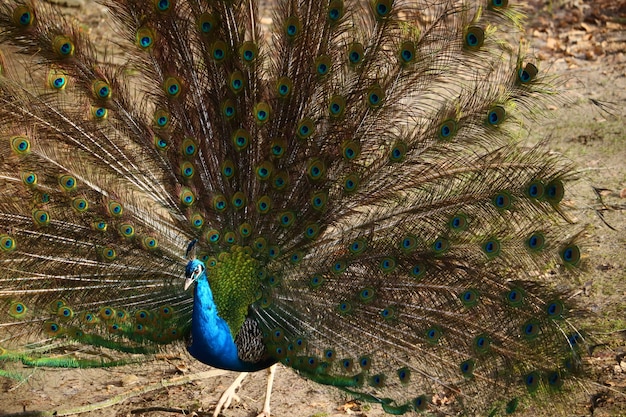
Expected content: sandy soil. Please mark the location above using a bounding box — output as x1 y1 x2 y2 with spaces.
1 1 624 416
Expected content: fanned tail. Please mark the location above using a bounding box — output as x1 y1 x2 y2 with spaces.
0 1 593 415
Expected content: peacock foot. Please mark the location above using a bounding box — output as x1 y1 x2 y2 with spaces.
212 372 248 417
212 365 276 417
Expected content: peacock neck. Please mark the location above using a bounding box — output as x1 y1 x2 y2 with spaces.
188 271 255 371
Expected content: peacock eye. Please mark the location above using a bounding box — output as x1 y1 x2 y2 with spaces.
194 264 204 277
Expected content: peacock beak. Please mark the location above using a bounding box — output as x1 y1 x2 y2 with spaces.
184 277 195 291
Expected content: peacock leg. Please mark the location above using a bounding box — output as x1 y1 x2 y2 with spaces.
256 364 277 417
212 364 277 417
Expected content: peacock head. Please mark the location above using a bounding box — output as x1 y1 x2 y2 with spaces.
184 259 205 290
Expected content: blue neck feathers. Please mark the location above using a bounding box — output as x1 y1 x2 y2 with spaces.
187 261 267 372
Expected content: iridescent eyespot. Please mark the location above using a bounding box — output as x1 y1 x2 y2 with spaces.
101 246 117 261
329 95 346 118
229 71 245 94
164 76 182 98
232 129 250 151
21 171 37 186
206 229 221 244
12 6 35 28
359 287 375 302
306 159 326 181
8 301 26 318
389 141 407 162
343 174 359 193
492 191 512 209
518 63 538 84
284 16 301 39
399 41 415 64
464 26 484 50
348 43 364 66
136 27 156 50
93 80 112 99
413 395 429 411
332 259 348 274
522 319 540 339
213 195 227 212
32 209 50 226
92 107 108 120
524 371 540 393
505 287 525 307
304 223 320 239
546 300 565 319
328 0 344 23
0 234 17 252
142 236 158 250
296 118 315 139
48 70 67 90
11 136 30 155
309 274 325 289
276 77 293 98
118 224 135 238
560 244 580 266
526 232 546 251
154 109 171 128
211 40 227 61
239 41 258 63
438 119 457 140
180 188 195 206
239 223 252 237
425 326 442 344
488 0 509 9
58 175 77 192
231 191 246 209
107 201 123 217
411 263 426 279
197 13 218 36
366 84 384 108
313 55 331 77
349 238 367 254
473 334 491 354
53 35 75 57
459 289 479 307
379 257 396 273
372 0 392 19
254 102 271 124
256 196 272 214
482 238 501 258
278 211 296 228
460 359 475 377
487 106 506 126
154 136 169 150
341 141 360 160
154 0 171 13
526 180 545 199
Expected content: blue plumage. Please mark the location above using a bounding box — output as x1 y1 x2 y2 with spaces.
186 259 274 372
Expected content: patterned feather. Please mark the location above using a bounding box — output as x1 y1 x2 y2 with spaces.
0 0 600 415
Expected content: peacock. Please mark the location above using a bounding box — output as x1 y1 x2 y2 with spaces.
0 0 602 415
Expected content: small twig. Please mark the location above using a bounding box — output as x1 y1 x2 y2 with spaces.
130 406 190 414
